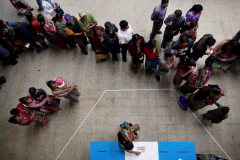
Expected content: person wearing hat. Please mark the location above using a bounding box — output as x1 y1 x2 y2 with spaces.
188 34 216 62
8 20 42 54
188 85 226 111
161 10 185 51
171 35 194 62
203 102 229 124
103 21 120 61
150 0 169 39
155 48 176 81
173 58 197 85
144 39 160 70
64 13 88 55
78 10 98 51
118 20 133 62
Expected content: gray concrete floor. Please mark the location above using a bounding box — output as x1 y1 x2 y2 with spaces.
0 0 240 160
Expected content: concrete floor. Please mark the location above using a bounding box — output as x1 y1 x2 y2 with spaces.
0 0 240 160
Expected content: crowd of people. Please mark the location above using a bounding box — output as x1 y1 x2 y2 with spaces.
1 0 239 158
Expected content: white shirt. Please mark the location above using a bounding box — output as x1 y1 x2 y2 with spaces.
117 24 133 44
42 0 56 17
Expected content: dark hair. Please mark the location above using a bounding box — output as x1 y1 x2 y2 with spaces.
56 12 63 21
161 0 169 4
179 35 189 43
119 20 128 29
19 97 28 104
125 141 134 150
25 12 33 24
222 40 239 54
8 116 17 124
205 37 216 46
180 21 198 33
132 34 141 42
174 10 182 17
186 58 196 67
198 69 207 77
37 14 45 30
117 132 134 150
29 87 36 96
92 26 99 34
46 80 56 89
148 39 156 48
16 1 27 9
221 107 230 114
211 86 221 95
10 108 19 116
187 4 203 16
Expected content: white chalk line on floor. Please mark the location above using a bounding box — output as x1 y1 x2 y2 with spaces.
55 89 231 160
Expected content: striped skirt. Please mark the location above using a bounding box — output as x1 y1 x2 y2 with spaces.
61 33 76 46
50 34 66 48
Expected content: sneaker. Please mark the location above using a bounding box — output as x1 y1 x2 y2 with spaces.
38 9 44 12
84 51 88 55
155 75 160 81
157 31 162 34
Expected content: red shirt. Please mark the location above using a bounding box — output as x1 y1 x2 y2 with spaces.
144 47 158 61
31 21 45 34
16 103 30 115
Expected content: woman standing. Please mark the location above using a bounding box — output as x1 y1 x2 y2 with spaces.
185 4 203 23
188 85 226 111
9 0 33 16
8 109 50 126
173 58 197 85
180 21 199 42
91 26 106 54
37 14 67 49
46 77 80 102
144 39 160 70
180 69 211 94
25 12 54 46
205 40 239 71
55 13 76 48
118 121 140 155
129 34 145 68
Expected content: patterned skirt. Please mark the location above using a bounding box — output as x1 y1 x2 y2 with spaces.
196 154 227 160
61 33 76 46
50 34 66 48
188 93 208 111
32 115 48 124
43 96 61 112
212 60 231 71
173 72 184 85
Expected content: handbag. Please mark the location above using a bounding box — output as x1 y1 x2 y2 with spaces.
100 40 110 52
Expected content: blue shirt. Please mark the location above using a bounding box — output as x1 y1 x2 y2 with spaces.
164 14 185 34
17 22 36 43
151 3 167 22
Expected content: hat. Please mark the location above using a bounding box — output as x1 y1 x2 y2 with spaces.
78 10 86 17
164 49 178 56
64 14 73 23
56 79 65 88
8 20 18 30
104 21 114 32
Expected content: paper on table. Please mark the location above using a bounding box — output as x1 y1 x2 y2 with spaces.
125 142 159 160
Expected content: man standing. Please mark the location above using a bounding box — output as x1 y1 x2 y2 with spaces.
64 14 88 55
155 49 176 81
150 0 169 39
118 20 133 62
78 10 98 51
8 20 42 54
161 10 185 51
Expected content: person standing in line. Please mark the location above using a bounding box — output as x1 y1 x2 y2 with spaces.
185 4 203 23
118 20 133 62
103 21 120 61
188 34 216 62
180 20 199 42
188 85 226 111
155 48 176 81
203 102 229 124
64 14 88 55
46 77 80 102
161 10 185 51
150 0 169 39
144 39 160 70
8 20 42 54
78 10 98 51
10 0 33 16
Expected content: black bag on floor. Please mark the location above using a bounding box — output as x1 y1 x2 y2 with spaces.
0 76 6 84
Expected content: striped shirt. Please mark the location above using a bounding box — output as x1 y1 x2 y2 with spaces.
164 14 185 33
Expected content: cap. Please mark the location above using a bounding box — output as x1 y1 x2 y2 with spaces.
78 10 86 17
164 49 178 56
8 20 18 30
104 21 114 32
64 14 73 23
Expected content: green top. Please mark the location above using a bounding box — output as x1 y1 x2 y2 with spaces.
79 13 97 37
209 102 228 121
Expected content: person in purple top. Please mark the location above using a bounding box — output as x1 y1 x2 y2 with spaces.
150 0 169 39
186 4 203 23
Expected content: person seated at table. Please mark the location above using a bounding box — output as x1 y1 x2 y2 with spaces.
118 121 141 155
